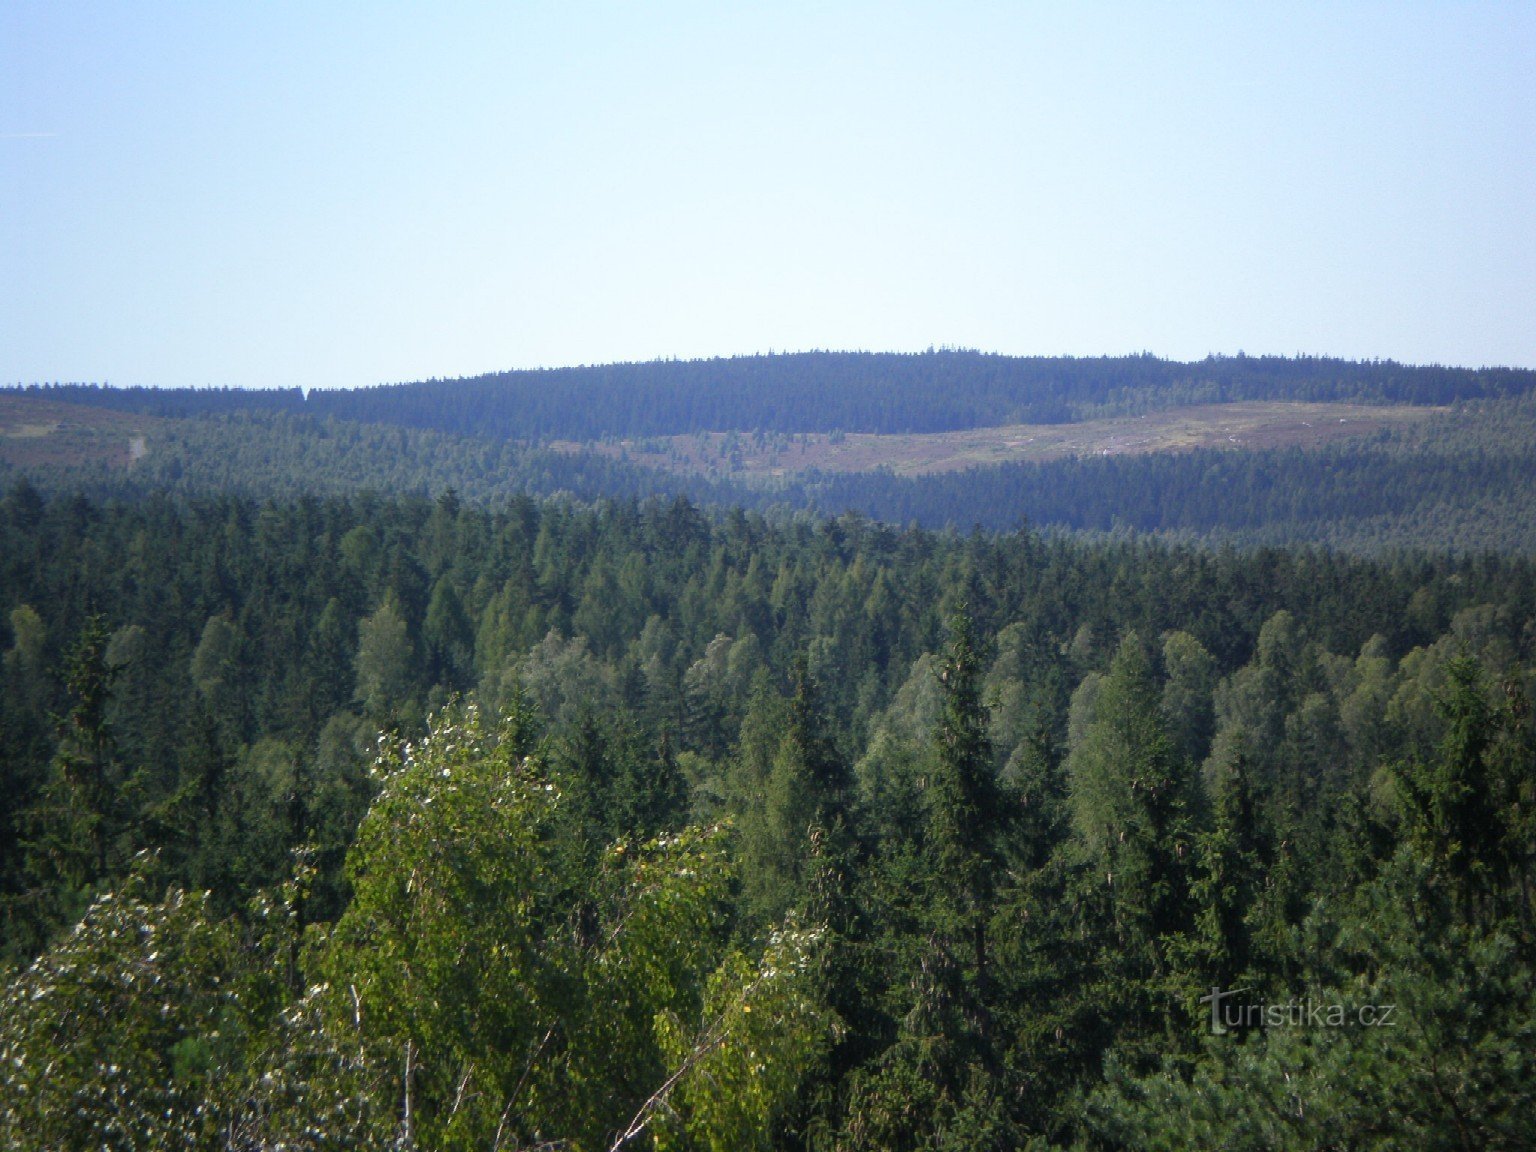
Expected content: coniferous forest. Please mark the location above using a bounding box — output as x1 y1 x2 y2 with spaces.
2 355 1536 1148
12 352 1536 553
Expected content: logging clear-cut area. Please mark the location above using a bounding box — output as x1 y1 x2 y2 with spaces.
565 401 1444 479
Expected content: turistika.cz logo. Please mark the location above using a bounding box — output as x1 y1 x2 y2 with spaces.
1199 987 1398 1035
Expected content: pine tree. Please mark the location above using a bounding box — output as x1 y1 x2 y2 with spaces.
1394 656 1531 924
19 617 122 946
927 608 1001 1025
1187 752 1267 990
743 657 856 923
1065 633 1200 1056
422 577 474 693
1068 634 1195 961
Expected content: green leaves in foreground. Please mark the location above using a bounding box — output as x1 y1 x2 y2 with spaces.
0 704 835 1151
316 702 835 1150
0 870 250 1151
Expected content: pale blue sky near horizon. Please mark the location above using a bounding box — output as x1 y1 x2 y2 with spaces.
3 2 1533 390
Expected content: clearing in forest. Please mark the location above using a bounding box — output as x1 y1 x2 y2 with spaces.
567 401 1445 479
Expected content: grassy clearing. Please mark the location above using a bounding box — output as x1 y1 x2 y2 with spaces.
0 396 157 470
566 401 1446 480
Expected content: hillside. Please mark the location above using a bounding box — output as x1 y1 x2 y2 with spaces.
563 401 1442 480
6 354 1536 553
16 349 1536 438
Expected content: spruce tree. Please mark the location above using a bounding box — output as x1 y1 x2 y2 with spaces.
927 608 1001 1022
19 617 122 947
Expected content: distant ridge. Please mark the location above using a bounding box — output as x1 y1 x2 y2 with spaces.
10 351 1536 440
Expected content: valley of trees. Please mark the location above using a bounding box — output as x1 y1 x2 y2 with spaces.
3 480 1535 1148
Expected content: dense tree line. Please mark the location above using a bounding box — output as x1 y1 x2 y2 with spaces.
2 482 1535 1146
10 393 1536 554
792 395 1536 552
806 427 1536 550
14 350 1536 439
0 411 716 508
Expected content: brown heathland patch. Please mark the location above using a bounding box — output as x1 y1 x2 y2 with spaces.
0 396 158 470
558 402 1444 481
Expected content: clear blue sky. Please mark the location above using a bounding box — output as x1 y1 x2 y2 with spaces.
3 2 1533 389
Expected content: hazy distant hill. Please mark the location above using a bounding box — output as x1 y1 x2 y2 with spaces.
14 350 1536 439
7 353 1536 553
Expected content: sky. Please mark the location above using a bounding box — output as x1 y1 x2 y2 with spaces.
3 2 1534 390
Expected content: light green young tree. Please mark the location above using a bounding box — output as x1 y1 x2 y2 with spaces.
0 872 250 1151
190 614 239 699
353 597 415 721
310 701 833 1151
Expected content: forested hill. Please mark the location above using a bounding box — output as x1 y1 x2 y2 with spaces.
17 350 1536 438
12 352 1536 554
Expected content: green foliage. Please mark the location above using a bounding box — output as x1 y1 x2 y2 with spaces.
1182 752 1269 990
1393 656 1533 921
29 351 1536 440
307 701 828 1150
18 358 1536 552
15 616 125 945
1067 635 1195 952
424 577 474 692
928 610 1001 926
1 481 1535 1146
923 606 1006 1061
739 661 856 928
353 596 416 723
1089 857 1536 1151
0 868 250 1151
189 614 239 698
1161 630 1217 765
653 925 838 1152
